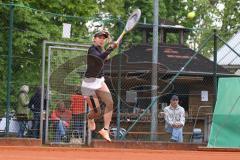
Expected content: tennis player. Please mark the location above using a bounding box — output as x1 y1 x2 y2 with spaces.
81 30 118 142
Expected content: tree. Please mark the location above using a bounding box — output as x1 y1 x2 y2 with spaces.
0 0 100 115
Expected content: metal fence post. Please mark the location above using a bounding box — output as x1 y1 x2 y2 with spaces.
5 0 14 135
116 17 123 140
213 29 218 112
151 0 159 141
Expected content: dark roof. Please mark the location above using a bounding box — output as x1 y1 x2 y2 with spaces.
137 23 191 33
158 19 179 26
137 18 191 33
105 44 230 75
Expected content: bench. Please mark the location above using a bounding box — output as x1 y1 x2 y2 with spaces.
127 131 193 141
128 131 193 136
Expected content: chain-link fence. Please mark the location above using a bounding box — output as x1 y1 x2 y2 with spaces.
43 41 90 144
1 2 240 145
105 25 240 143
0 2 121 145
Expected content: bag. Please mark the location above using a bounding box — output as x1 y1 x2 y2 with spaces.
87 108 102 120
109 127 126 139
27 108 34 120
70 130 82 144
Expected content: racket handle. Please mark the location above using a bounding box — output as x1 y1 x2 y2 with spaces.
116 30 126 44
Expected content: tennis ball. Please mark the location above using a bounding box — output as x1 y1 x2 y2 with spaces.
187 11 196 19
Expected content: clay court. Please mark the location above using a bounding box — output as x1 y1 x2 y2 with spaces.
1 2 240 160
0 146 239 160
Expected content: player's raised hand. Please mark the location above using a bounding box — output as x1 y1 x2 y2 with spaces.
110 41 119 49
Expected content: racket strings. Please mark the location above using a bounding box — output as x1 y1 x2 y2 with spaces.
125 9 141 32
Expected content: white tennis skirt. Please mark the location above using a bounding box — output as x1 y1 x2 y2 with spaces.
81 77 105 96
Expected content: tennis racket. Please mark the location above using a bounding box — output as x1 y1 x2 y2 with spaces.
115 9 141 44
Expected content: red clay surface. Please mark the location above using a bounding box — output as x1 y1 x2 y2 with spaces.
0 146 239 160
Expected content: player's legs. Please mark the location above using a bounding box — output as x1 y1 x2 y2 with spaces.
96 82 113 142
96 82 113 130
85 95 100 131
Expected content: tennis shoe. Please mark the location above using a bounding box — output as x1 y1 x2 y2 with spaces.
98 128 111 142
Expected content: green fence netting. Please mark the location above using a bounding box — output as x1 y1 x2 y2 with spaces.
208 77 240 148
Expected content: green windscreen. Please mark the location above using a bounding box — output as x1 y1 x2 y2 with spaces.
208 77 240 148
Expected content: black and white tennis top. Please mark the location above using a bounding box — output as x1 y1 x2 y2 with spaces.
84 45 114 78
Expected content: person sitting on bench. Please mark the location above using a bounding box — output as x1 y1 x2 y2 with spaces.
164 95 185 142
51 101 72 142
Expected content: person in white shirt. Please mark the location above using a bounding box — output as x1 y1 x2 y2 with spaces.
164 95 185 142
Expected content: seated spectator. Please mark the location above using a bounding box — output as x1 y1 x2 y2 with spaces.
51 101 72 142
70 88 86 136
16 85 31 137
164 95 185 142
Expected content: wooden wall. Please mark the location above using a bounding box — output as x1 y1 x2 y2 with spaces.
188 78 214 117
